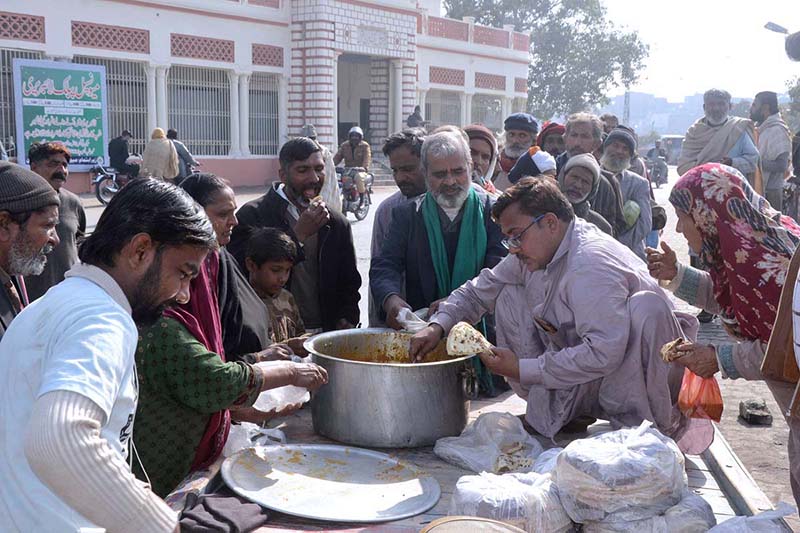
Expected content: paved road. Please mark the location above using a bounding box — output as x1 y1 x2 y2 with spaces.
83 178 798 522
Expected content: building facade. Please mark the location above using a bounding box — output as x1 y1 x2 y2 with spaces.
0 0 530 191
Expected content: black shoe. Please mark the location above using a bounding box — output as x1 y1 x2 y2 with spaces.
697 310 715 323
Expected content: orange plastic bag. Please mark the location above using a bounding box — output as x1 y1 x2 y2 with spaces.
678 367 723 422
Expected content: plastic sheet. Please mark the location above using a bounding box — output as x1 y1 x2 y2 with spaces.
396 307 429 333
222 422 286 457
554 421 686 524
448 471 573 533
434 412 544 474
707 502 796 532
581 493 716 532
533 448 563 475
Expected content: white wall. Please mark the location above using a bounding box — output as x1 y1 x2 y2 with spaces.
337 58 372 124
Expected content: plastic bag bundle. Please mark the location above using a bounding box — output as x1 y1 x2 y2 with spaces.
434 412 544 474
533 447 563 475
678 368 724 422
582 493 716 532
448 471 573 533
554 421 686 524
707 502 796 532
253 384 310 412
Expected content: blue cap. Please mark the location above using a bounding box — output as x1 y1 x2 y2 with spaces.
504 113 538 135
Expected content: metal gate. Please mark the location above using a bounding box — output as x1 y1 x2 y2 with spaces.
0 48 44 159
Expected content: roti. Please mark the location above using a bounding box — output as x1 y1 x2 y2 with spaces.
661 338 685 362
446 322 492 356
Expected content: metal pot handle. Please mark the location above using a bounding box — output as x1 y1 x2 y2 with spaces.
461 364 479 400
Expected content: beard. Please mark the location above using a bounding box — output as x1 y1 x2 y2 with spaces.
8 234 53 276
432 182 470 210
503 142 528 159
130 253 179 326
705 111 728 126
600 153 631 174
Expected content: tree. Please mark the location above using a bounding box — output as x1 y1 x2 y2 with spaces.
445 0 649 119
785 77 800 133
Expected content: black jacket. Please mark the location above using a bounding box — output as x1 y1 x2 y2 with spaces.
228 184 361 331
108 136 130 169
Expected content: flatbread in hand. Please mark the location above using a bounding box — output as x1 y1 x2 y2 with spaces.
447 322 493 356
661 338 685 362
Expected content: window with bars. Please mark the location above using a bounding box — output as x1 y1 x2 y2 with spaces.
167 66 230 156
249 72 279 156
471 94 503 132
0 48 44 159
73 56 148 155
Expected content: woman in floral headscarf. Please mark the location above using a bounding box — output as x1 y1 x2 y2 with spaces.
646 162 800 507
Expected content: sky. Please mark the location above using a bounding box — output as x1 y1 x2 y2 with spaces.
603 0 799 102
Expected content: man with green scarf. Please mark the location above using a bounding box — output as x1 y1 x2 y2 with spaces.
370 131 506 393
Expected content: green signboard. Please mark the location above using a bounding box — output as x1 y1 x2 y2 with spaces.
13 59 108 170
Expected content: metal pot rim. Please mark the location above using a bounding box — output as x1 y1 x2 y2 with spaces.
304 328 477 367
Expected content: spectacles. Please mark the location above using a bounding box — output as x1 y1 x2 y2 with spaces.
502 214 546 250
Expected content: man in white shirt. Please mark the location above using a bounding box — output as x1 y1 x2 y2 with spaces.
0 178 218 532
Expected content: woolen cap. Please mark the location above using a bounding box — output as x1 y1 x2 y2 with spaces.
536 121 565 147
563 153 600 183
464 124 497 159
504 113 538 135
604 127 637 154
0 162 60 214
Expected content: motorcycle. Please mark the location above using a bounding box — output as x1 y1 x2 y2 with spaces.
336 166 374 221
90 164 131 205
646 156 668 188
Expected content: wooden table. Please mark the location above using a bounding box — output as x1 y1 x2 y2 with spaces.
167 391 789 531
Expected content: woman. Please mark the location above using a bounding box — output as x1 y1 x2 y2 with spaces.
646 162 800 506
141 127 179 180
132 244 328 497
180 174 281 360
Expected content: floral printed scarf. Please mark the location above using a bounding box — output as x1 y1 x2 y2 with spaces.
670 163 800 342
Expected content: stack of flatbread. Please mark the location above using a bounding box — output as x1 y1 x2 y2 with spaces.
495 442 535 473
660 338 685 363
447 322 493 356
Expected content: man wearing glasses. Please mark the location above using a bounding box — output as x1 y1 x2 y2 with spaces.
410 178 713 453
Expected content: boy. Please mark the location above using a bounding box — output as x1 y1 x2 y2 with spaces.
245 228 308 354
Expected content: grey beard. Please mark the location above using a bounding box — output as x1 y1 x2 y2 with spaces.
433 186 469 210
705 113 729 126
601 153 631 174
503 144 528 159
8 240 52 276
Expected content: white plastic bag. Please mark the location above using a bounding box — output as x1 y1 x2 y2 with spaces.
554 421 686 524
582 493 716 532
253 385 310 412
448 471 573 533
434 412 544 474
396 307 429 333
533 447 563 475
707 502 796 532
222 422 287 457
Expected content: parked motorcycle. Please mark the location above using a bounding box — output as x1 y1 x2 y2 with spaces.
90 164 131 205
337 167 374 221
646 156 668 188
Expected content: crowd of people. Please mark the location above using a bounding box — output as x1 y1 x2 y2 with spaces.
0 84 798 530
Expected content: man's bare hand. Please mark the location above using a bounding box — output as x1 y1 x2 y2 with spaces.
427 297 447 318
287 337 309 357
671 342 719 378
409 324 444 362
646 241 678 282
384 295 412 331
480 347 520 380
291 362 329 390
257 343 293 362
295 201 330 242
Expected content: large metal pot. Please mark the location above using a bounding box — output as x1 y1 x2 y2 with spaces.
304 328 477 448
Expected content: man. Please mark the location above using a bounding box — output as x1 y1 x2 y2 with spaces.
166 128 199 183
300 123 342 213
647 139 667 161
0 162 60 339
229 137 361 332
495 113 549 191
334 126 371 206
108 129 139 179
548 113 626 236
407 105 425 128
750 91 792 210
0 178 217 531
536 122 566 157
370 131 505 328
409 178 710 451
677 89 759 181
600 113 619 134
368 128 427 326
464 124 498 193
559 154 612 234
24 142 87 301
601 128 652 261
